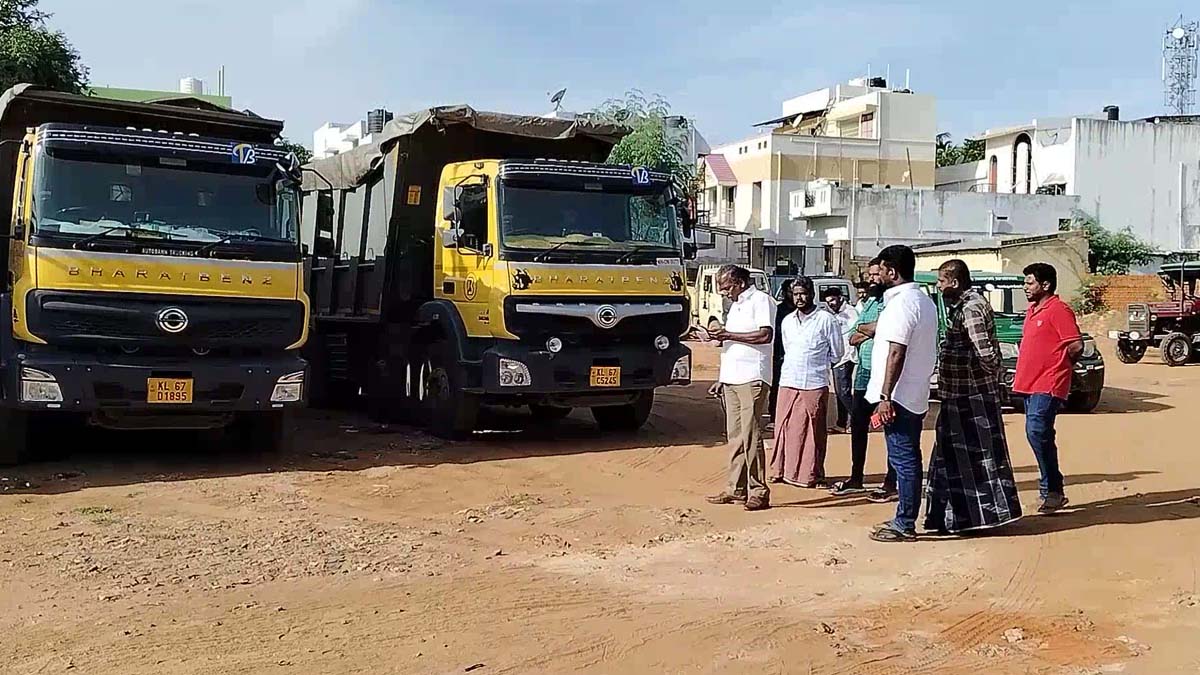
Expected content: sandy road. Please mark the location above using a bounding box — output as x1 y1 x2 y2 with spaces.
2 339 1200 674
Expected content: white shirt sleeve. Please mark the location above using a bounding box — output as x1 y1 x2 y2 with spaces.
752 292 775 332
826 315 846 363
876 298 918 347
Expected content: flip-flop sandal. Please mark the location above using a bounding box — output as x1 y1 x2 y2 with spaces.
829 481 867 496
870 526 917 543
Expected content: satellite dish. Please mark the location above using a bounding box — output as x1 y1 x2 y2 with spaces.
1173 26 1187 40
549 88 566 111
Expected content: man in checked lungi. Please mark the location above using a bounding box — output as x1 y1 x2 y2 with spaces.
924 259 1023 535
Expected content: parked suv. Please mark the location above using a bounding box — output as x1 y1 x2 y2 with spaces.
916 272 1106 412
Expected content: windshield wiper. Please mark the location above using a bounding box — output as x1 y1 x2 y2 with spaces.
197 233 292 257
72 224 171 250
531 240 608 262
614 244 673 264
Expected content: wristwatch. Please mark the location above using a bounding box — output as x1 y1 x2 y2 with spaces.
879 393 891 402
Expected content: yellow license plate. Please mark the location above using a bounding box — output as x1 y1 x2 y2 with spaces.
589 366 621 387
147 378 193 404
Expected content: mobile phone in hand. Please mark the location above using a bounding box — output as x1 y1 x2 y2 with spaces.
870 411 883 430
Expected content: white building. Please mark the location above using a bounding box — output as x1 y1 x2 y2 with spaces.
937 108 1200 252
313 109 393 160
313 121 372 160
789 179 1080 259
697 77 936 270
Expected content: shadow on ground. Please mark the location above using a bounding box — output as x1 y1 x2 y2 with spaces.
0 382 724 496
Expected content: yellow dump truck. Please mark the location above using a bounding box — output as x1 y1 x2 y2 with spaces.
0 85 309 463
301 105 695 438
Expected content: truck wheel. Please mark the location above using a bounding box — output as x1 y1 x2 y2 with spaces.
591 390 654 431
1067 389 1103 413
0 409 31 466
529 404 572 422
1116 339 1146 364
1160 332 1191 367
425 340 478 440
232 411 291 457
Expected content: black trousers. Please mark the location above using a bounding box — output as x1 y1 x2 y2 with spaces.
850 389 896 487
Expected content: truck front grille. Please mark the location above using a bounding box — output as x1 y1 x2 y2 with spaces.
503 295 688 347
27 291 304 350
1127 302 1150 333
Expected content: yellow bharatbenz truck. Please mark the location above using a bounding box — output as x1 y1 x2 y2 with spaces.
0 85 309 463
301 105 694 438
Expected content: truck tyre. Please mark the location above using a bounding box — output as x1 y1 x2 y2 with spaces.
1067 388 1103 413
1160 332 1191 367
233 411 291 457
0 408 31 466
529 404 572 422
591 390 654 431
1116 339 1146 364
426 339 478 440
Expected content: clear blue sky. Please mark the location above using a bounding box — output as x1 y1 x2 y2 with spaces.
45 0 1193 148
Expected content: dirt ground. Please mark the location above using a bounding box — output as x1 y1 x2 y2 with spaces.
3 338 1200 674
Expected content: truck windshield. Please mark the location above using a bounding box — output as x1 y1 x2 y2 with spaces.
31 146 299 245
498 185 679 257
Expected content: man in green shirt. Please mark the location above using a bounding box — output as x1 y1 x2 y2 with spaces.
830 259 897 499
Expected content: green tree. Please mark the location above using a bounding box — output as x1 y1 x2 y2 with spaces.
276 137 312 165
592 90 694 192
1073 210 1158 275
935 132 984 167
0 0 87 94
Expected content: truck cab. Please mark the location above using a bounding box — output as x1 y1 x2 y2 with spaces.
300 106 693 439
0 86 309 463
689 264 768 326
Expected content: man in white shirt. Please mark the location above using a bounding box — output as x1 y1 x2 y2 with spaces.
770 277 844 487
696 265 776 511
865 245 938 542
823 287 859 431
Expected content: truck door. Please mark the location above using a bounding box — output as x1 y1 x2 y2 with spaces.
434 177 493 337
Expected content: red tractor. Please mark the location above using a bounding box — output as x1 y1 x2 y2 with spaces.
1109 261 1200 366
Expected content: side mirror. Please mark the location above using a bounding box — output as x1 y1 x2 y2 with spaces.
683 242 698 260
681 207 695 239
314 236 334 257
442 188 457 222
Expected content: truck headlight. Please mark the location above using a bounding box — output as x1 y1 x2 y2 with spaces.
654 335 671 351
1082 337 1097 359
270 370 305 402
670 355 691 381
499 358 531 387
546 337 563 354
20 367 63 403
999 342 1020 360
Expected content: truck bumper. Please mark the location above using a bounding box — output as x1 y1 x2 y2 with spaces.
7 349 307 428
470 342 691 405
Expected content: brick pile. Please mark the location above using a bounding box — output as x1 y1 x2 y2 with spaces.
1095 274 1168 310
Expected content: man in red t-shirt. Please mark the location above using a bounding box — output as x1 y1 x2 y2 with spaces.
1012 263 1083 513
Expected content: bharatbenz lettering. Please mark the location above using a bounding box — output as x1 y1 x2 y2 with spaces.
0 85 309 463
301 105 693 439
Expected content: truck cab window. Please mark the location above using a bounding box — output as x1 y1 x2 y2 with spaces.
458 184 487 250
